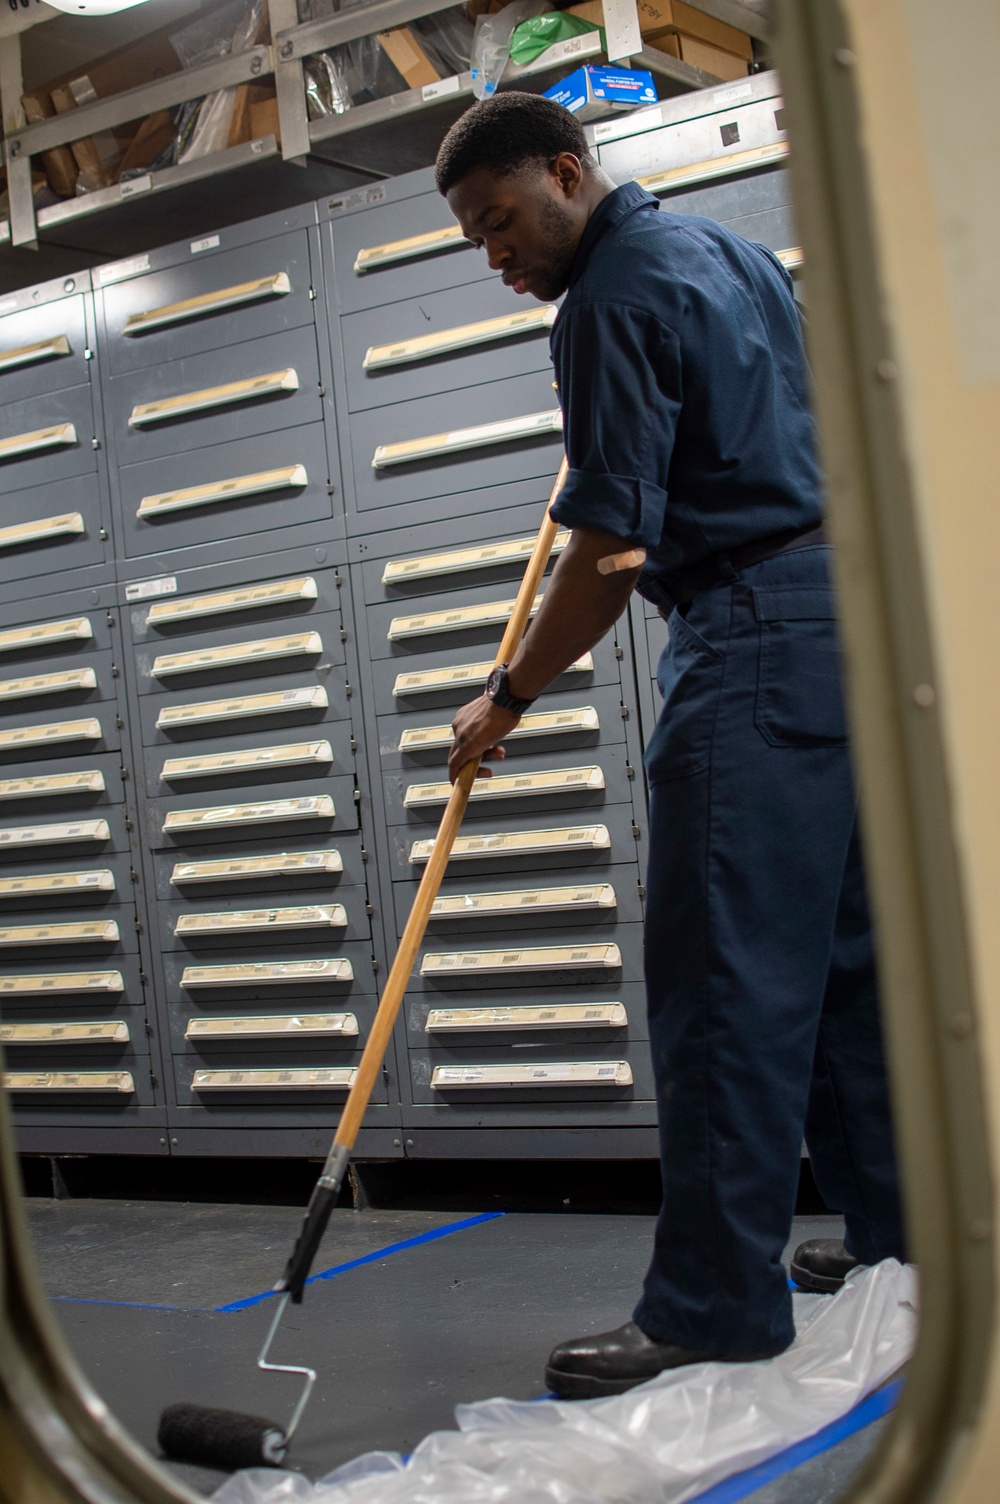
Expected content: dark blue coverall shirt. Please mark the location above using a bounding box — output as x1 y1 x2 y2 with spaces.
549 182 905 1355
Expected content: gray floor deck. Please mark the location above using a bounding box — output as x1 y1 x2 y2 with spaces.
25 1197 882 1500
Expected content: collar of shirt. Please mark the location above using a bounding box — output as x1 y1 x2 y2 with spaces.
566 180 660 292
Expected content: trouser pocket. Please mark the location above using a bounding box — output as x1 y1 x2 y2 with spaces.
645 606 725 782
752 583 848 748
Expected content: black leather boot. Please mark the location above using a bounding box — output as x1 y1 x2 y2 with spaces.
790 1238 865 1293
545 1321 782 1400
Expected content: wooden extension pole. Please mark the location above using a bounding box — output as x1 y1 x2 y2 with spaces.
280 459 568 1299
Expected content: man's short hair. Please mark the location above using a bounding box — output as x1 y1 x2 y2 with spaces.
435 92 591 195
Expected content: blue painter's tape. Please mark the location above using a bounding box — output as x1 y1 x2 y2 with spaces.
683 1377 904 1504
215 1211 506 1313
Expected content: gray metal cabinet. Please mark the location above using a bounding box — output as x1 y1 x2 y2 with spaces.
0 585 164 1149
116 544 400 1150
349 505 654 1147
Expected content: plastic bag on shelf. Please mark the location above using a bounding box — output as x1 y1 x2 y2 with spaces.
304 52 353 117
471 0 551 97
211 1261 916 1504
411 7 475 77
508 9 601 65
175 0 268 165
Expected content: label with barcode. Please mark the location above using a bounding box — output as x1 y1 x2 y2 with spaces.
126 576 177 601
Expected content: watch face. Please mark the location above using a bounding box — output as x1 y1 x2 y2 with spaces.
485 667 504 700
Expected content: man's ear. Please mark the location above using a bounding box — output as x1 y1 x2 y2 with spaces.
552 151 586 198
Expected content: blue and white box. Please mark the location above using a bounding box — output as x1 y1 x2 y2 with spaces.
543 65 657 122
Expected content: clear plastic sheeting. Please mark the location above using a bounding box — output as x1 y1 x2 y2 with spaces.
213 1261 916 1504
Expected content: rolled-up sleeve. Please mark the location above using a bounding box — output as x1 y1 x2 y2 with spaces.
549 301 682 547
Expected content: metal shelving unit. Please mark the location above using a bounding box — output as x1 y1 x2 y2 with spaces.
0 0 769 284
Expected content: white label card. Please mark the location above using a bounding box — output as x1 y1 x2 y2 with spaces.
422 75 461 102
126 576 177 601
191 234 221 254
120 176 152 199
714 81 754 104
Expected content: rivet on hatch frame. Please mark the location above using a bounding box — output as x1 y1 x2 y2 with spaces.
876 358 898 382
913 683 936 708
834 48 856 67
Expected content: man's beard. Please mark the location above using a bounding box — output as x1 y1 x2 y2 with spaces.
533 195 581 300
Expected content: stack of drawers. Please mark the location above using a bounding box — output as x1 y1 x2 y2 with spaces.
0 272 112 600
95 205 341 569
0 277 157 1139
91 208 394 1150
322 176 658 1153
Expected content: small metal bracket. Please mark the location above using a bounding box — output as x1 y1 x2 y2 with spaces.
270 0 310 164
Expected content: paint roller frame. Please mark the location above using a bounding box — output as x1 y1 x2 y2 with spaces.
156 459 569 1473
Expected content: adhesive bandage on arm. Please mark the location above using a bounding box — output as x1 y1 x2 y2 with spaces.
596 548 647 575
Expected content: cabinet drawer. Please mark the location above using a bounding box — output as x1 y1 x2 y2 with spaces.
145 775 359 849
100 229 316 376
348 371 562 514
341 281 555 412
0 384 96 492
328 191 487 314
134 609 344 695
0 290 89 404
405 978 649 1047
107 326 321 463
116 422 334 559
152 832 368 900
0 473 108 589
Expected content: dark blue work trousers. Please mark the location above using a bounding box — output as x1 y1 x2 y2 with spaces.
633 545 906 1357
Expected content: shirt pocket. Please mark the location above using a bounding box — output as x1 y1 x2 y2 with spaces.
644 608 725 784
752 585 848 748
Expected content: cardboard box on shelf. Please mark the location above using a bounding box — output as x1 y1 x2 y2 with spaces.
647 30 750 81
249 88 280 144
566 0 752 57
544 63 657 121
377 27 443 89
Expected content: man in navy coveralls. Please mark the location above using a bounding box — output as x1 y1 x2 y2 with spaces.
436 93 906 1398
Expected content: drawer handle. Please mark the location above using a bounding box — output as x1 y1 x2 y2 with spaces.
404 764 605 808
163 795 334 832
170 849 342 884
0 970 124 995
409 822 611 865
776 245 803 271
429 882 616 919
0 920 118 946
426 1002 627 1032
0 513 85 550
193 1067 357 1091
156 685 327 730
186 1013 358 1040
0 616 92 654
138 463 308 520
182 958 354 987
354 224 466 272
3 1070 134 1093
0 334 71 373
0 1021 129 1045
393 651 592 698
430 1061 632 1089
128 368 299 427
161 739 332 782
175 904 347 936
148 575 317 626
0 770 104 800
0 819 109 848
400 706 599 752
388 594 541 642
122 273 291 336
382 529 569 585
420 943 621 976
637 140 790 196
0 869 114 897
0 422 77 460
152 629 321 678
0 717 101 750
364 306 558 370
0 667 95 702
373 408 562 468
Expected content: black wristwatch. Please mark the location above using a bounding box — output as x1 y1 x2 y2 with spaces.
485 663 535 715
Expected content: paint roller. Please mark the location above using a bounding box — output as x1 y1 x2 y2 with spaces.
156 460 568 1474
